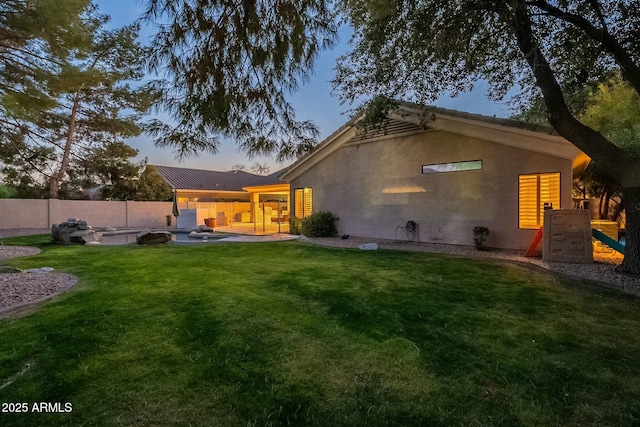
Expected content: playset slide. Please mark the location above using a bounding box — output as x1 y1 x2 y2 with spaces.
591 228 625 254
524 227 626 256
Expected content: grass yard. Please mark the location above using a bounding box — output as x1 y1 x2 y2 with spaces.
0 235 640 426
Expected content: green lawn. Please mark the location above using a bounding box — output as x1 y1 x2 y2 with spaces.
0 236 639 426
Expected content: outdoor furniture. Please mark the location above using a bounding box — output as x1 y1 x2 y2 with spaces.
216 212 229 226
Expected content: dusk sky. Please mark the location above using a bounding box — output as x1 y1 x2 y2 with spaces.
97 0 514 172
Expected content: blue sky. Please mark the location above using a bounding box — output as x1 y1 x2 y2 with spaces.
97 0 513 172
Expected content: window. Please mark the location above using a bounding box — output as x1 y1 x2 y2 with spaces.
518 173 560 229
294 188 313 218
422 160 483 174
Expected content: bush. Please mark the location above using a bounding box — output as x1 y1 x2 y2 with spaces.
0 184 13 198
289 217 303 235
300 211 339 238
473 226 489 250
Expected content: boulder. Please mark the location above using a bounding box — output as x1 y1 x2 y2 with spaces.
25 267 55 274
136 231 172 245
191 225 214 233
52 218 98 244
69 229 101 244
358 242 379 251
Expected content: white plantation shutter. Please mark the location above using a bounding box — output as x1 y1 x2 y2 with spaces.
303 188 312 217
519 173 560 229
294 188 313 218
540 173 560 212
295 189 303 218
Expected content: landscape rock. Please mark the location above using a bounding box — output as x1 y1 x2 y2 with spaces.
52 218 100 245
69 229 102 244
25 267 55 274
191 225 214 233
136 231 172 245
358 242 379 251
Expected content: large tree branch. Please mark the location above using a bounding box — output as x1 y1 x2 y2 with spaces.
508 0 635 185
527 0 640 95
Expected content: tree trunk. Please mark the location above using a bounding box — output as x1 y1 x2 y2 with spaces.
621 186 640 275
48 175 59 199
508 0 640 275
48 90 81 199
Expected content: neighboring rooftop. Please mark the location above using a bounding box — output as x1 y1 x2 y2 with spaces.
154 165 285 191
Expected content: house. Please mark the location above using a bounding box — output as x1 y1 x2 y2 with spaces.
155 166 290 230
280 103 589 250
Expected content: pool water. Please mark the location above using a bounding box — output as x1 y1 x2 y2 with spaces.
99 231 230 244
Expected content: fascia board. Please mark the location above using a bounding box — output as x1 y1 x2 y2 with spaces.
242 184 290 193
175 189 246 195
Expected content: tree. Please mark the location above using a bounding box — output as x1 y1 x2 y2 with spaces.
580 76 640 221
0 0 93 160
0 0 93 114
136 165 172 201
229 164 246 172
45 22 159 199
143 0 339 161
1 0 93 196
68 141 141 200
334 1 640 274
515 74 640 220
251 162 271 176
1 2 158 199
57 142 171 201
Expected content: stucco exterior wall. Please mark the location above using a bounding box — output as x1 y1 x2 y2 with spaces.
0 199 173 229
289 130 573 250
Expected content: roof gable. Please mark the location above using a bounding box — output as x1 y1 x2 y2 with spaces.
280 103 584 182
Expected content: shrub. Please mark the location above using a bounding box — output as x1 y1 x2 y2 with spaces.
473 226 489 250
289 217 303 235
300 211 339 237
0 184 13 198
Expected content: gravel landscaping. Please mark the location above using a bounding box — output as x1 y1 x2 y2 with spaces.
0 272 77 312
1 231 76 313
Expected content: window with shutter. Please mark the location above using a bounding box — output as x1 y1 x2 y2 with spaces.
518 173 560 229
294 188 313 218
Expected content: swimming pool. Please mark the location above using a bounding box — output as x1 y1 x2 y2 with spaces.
99 230 231 244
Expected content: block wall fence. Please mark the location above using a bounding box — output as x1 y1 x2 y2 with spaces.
0 199 174 229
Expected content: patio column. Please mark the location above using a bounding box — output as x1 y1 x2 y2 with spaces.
249 192 260 223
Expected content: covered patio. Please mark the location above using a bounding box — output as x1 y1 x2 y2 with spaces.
156 165 290 233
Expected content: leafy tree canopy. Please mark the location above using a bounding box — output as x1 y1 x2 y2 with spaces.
0 0 94 135
143 0 339 161
582 75 640 152
335 1 640 179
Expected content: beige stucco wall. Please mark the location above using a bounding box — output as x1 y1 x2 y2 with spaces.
289 130 573 250
0 199 173 229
